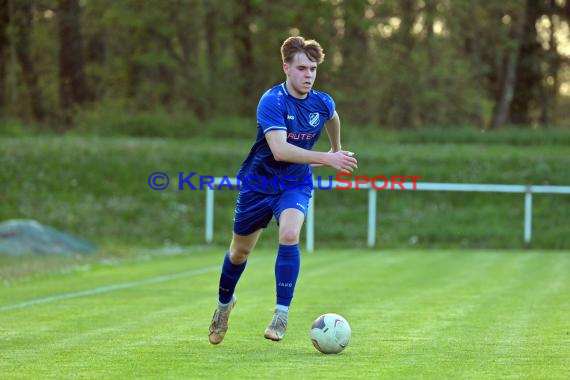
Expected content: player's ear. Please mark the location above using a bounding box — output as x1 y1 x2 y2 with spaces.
283 62 289 75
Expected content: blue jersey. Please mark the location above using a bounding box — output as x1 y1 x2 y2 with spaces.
237 83 336 194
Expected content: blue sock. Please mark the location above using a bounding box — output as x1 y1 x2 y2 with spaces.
275 243 300 307
218 251 247 304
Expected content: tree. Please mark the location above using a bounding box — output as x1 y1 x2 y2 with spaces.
58 0 88 124
387 0 418 128
490 3 526 129
232 0 255 114
0 0 9 114
12 0 45 121
339 0 370 124
510 0 545 125
538 0 569 126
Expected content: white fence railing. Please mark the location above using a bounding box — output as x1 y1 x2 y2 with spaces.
204 177 570 252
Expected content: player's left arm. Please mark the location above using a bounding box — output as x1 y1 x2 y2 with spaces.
324 111 342 152
312 111 351 168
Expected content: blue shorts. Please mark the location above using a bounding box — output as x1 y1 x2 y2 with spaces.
233 188 312 236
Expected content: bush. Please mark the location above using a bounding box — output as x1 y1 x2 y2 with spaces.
394 126 570 146
0 118 39 137
73 100 200 138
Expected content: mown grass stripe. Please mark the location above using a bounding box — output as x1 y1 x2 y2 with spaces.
0 265 220 312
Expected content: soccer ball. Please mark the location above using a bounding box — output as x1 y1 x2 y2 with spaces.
310 313 351 354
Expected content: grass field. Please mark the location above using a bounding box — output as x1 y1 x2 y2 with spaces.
1 248 568 379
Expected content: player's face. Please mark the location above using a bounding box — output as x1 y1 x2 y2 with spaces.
284 53 317 97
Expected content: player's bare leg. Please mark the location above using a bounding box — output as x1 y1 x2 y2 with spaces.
264 209 304 341
228 229 262 265
209 229 262 345
277 209 305 247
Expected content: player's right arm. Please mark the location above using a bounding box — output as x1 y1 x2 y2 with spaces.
265 130 357 173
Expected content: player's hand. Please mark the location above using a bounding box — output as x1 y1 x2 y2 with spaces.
325 150 358 172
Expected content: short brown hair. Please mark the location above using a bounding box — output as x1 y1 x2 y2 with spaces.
281 36 324 64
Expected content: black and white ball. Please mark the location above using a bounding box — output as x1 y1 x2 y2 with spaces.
310 313 351 354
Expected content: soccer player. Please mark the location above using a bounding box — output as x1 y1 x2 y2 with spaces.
208 36 357 344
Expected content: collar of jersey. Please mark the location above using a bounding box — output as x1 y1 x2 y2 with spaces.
281 82 312 101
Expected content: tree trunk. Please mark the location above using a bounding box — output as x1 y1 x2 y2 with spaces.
58 0 88 124
424 0 442 125
490 5 526 129
540 2 560 127
205 1 219 89
0 0 9 114
467 8 485 126
178 2 203 117
13 0 45 121
232 0 254 114
510 0 544 125
84 21 105 102
392 0 417 128
341 0 369 123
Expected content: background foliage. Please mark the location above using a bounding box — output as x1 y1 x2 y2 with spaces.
1 0 569 132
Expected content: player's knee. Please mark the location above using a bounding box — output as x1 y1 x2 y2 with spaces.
279 228 300 245
229 246 251 264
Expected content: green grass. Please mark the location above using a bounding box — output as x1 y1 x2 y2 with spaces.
1 248 569 379
1 135 569 249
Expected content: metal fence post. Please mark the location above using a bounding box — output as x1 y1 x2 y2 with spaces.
368 189 377 248
205 188 214 243
524 188 533 245
306 190 315 253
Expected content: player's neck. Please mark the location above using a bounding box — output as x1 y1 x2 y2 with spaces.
285 80 309 99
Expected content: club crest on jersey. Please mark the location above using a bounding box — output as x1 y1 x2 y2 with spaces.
309 112 320 127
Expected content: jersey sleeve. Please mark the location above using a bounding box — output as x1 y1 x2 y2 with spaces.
321 92 336 120
256 92 287 134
